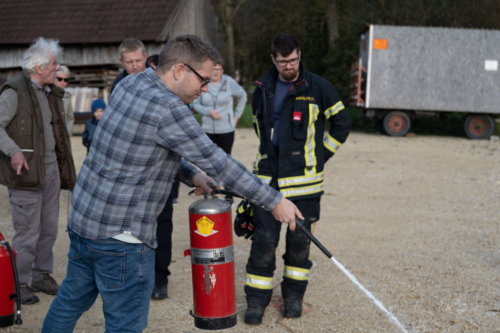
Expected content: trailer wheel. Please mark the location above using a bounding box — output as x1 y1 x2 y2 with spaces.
464 115 494 139
383 111 411 137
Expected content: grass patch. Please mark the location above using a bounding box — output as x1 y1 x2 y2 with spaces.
411 113 466 137
345 108 378 133
236 105 254 128
494 121 500 136
193 104 254 128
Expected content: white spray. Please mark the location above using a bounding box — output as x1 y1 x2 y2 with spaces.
295 218 408 332
329 256 408 333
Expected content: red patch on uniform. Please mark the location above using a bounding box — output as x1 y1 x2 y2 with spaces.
293 112 302 121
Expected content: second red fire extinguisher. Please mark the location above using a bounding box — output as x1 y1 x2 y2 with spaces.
0 231 22 328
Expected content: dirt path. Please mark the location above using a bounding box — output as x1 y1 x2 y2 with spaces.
1 129 499 333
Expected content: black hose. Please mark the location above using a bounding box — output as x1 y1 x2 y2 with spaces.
188 184 245 199
193 186 334 260
295 218 333 259
3 241 22 325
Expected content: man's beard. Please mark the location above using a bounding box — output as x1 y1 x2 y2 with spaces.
281 69 298 81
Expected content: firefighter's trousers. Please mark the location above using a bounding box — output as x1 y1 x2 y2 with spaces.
245 197 320 306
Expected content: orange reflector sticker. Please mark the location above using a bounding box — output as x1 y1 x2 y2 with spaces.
373 39 388 49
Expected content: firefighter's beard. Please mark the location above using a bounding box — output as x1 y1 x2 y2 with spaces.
280 68 299 82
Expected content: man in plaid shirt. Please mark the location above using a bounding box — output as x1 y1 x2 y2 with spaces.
42 35 303 332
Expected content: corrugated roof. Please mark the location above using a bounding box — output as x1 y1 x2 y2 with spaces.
0 0 182 45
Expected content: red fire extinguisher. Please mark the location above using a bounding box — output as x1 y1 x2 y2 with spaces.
185 190 237 330
0 231 22 327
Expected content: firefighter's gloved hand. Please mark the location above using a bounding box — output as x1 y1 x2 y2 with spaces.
234 199 254 239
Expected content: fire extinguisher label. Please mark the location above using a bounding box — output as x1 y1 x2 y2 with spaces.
191 246 234 265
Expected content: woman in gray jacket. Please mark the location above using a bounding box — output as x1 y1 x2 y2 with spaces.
192 59 247 205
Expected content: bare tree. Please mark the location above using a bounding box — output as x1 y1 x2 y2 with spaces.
326 0 340 52
210 0 248 77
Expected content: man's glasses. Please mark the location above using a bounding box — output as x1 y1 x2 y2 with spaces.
184 64 210 87
56 77 70 82
275 58 300 67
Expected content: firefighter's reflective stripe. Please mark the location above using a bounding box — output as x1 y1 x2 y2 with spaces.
246 274 274 289
325 101 345 119
278 172 324 188
237 205 246 214
283 265 310 281
252 115 262 171
324 134 342 153
253 152 262 172
257 175 272 185
304 104 320 176
281 183 324 198
253 115 261 140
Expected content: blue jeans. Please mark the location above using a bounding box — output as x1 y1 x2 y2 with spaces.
42 227 155 333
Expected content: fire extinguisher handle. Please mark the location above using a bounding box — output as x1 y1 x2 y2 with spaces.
295 217 333 259
187 187 246 199
206 182 218 190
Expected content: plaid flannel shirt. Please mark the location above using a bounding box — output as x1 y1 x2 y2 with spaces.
69 68 282 248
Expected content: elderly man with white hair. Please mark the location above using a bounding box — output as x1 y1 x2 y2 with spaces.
0 37 76 304
53 65 74 135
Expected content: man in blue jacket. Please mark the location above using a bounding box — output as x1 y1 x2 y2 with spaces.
244 33 351 324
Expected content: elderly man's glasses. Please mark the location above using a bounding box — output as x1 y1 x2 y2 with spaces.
56 77 70 82
184 63 210 87
275 58 299 67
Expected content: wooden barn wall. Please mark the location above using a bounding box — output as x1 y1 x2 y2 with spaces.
0 0 224 78
168 0 225 55
0 43 164 69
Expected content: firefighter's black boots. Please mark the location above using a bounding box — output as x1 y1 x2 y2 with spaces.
284 298 303 318
244 303 267 324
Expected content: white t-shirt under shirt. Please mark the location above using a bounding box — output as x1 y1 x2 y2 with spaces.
113 232 143 244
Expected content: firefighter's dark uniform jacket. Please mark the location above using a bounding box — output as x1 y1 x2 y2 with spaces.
251 63 350 199
244 63 351 305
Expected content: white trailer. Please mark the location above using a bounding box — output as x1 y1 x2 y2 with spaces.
351 25 500 139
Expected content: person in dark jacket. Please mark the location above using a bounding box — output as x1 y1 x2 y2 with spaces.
82 99 105 153
111 38 152 93
243 33 351 325
0 37 76 305
147 54 159 69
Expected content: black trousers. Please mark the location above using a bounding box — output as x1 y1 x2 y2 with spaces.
245 197 321 305
155 194 174 285
207 132 235 198
171 179 180 199
206 131 235 155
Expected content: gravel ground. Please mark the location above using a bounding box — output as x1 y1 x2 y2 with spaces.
1 128 499 333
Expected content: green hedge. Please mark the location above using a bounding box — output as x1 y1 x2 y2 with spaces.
347 108 500 137
194 104 254 128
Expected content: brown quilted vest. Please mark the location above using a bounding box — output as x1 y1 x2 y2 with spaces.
0 73 76 190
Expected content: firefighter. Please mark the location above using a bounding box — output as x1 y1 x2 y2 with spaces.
243 33 351 324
